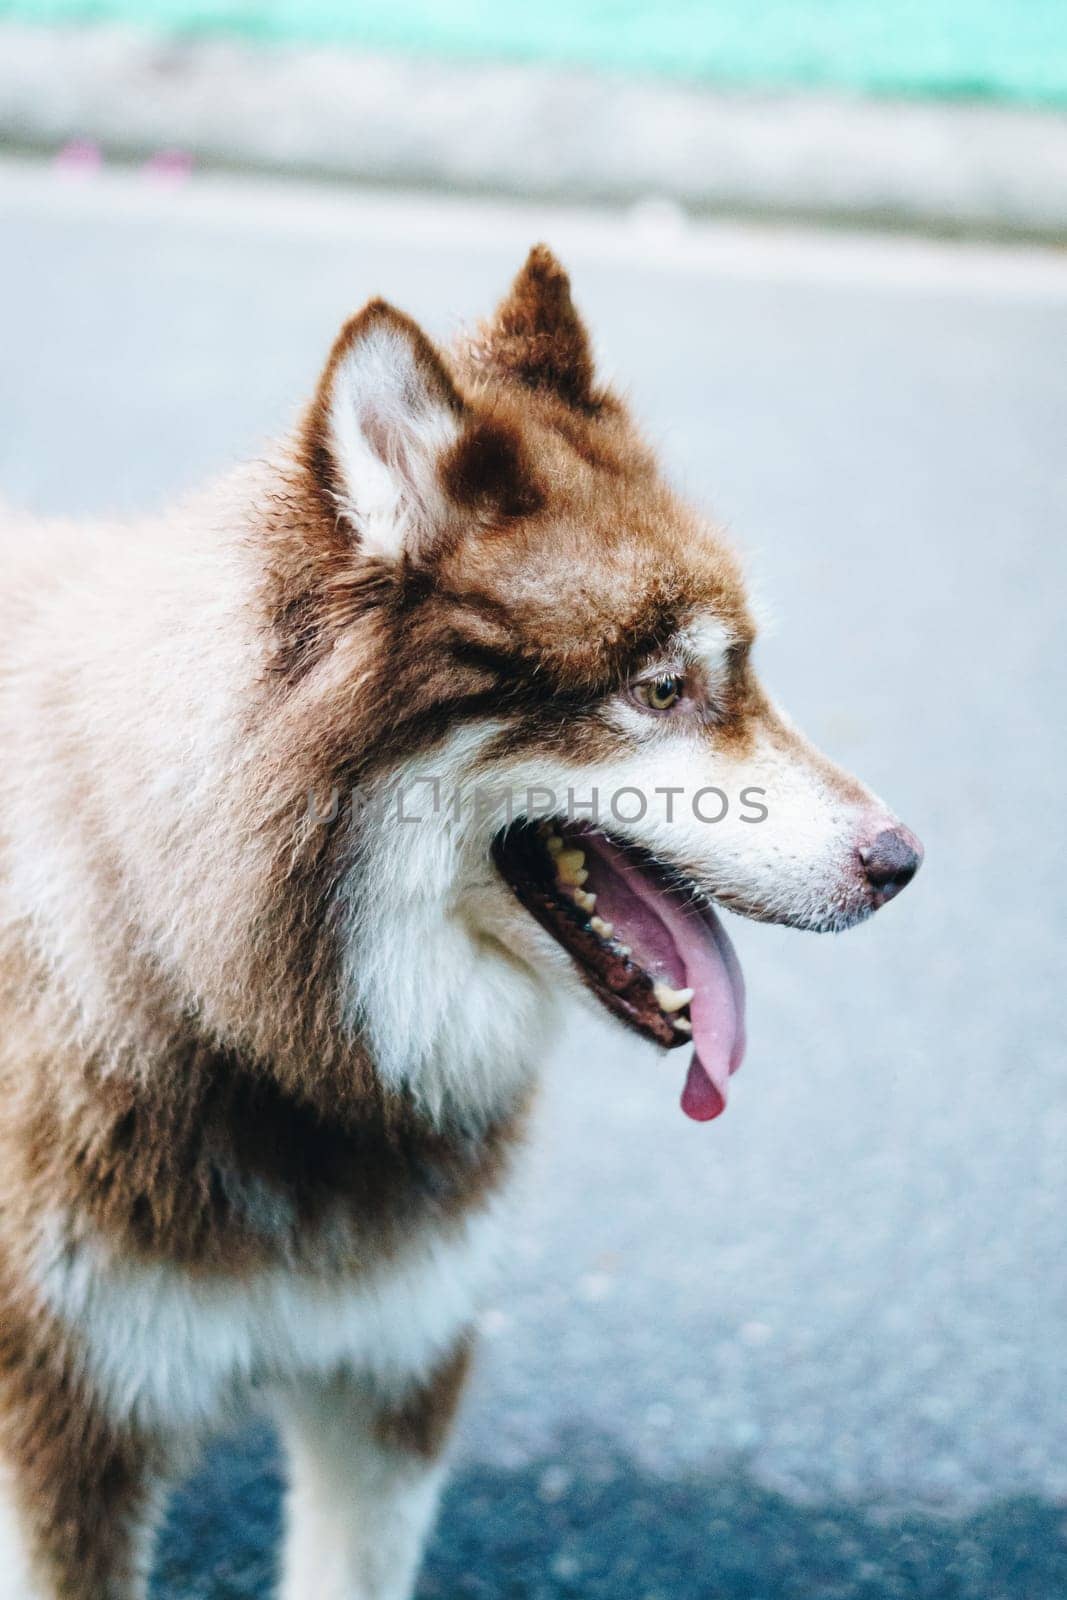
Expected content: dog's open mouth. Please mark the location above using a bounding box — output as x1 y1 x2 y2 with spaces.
493 820 746 1122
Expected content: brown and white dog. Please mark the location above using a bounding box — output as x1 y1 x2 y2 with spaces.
0 247 921 1599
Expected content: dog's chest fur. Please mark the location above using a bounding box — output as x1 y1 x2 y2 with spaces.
34 1197 502 1435
5 1042 523 1433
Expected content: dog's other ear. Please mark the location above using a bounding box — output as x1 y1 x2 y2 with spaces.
476 244 601 412
307 299 466 561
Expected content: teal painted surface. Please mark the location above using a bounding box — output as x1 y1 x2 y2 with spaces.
2 0 1066 106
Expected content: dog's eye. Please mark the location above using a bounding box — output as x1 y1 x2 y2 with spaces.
633 673 685 713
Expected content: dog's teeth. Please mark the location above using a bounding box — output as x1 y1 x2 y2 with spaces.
555 848 586 885
653 982 694 1013
573 888 597 912
673 1016 692 1033
616 944 631 958
590 916 614 940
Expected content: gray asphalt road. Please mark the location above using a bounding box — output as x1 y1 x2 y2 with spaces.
2 162 1066 1599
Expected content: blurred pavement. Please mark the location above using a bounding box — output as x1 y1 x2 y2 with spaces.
1 161 1065 1597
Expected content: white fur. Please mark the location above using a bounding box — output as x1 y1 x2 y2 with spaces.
327 322 461 562
508 716 883 934
35 1204 503 1437
677 614 736 694
340 730 559 1124
0 1464 48 1600
0 474 287 1066
278 1377 447 1600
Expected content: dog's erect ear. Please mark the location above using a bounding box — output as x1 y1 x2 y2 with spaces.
475 245 600 411
308 299 466 561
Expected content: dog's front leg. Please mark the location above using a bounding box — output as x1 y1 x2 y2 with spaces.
0 1411 163 1600
275 1341 471 1600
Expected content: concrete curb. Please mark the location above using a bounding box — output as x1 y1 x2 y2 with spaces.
2 21 1067 240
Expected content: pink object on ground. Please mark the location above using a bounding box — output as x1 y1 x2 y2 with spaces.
54 140 103 177
142 149 195 184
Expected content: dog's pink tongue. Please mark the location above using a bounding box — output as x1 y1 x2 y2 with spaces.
658 897 746 1123
577 832 746 1124
681 1056 726 1122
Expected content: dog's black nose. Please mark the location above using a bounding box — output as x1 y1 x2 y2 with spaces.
860 828 923 903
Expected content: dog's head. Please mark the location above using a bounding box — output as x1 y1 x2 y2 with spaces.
278 247 921 1122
